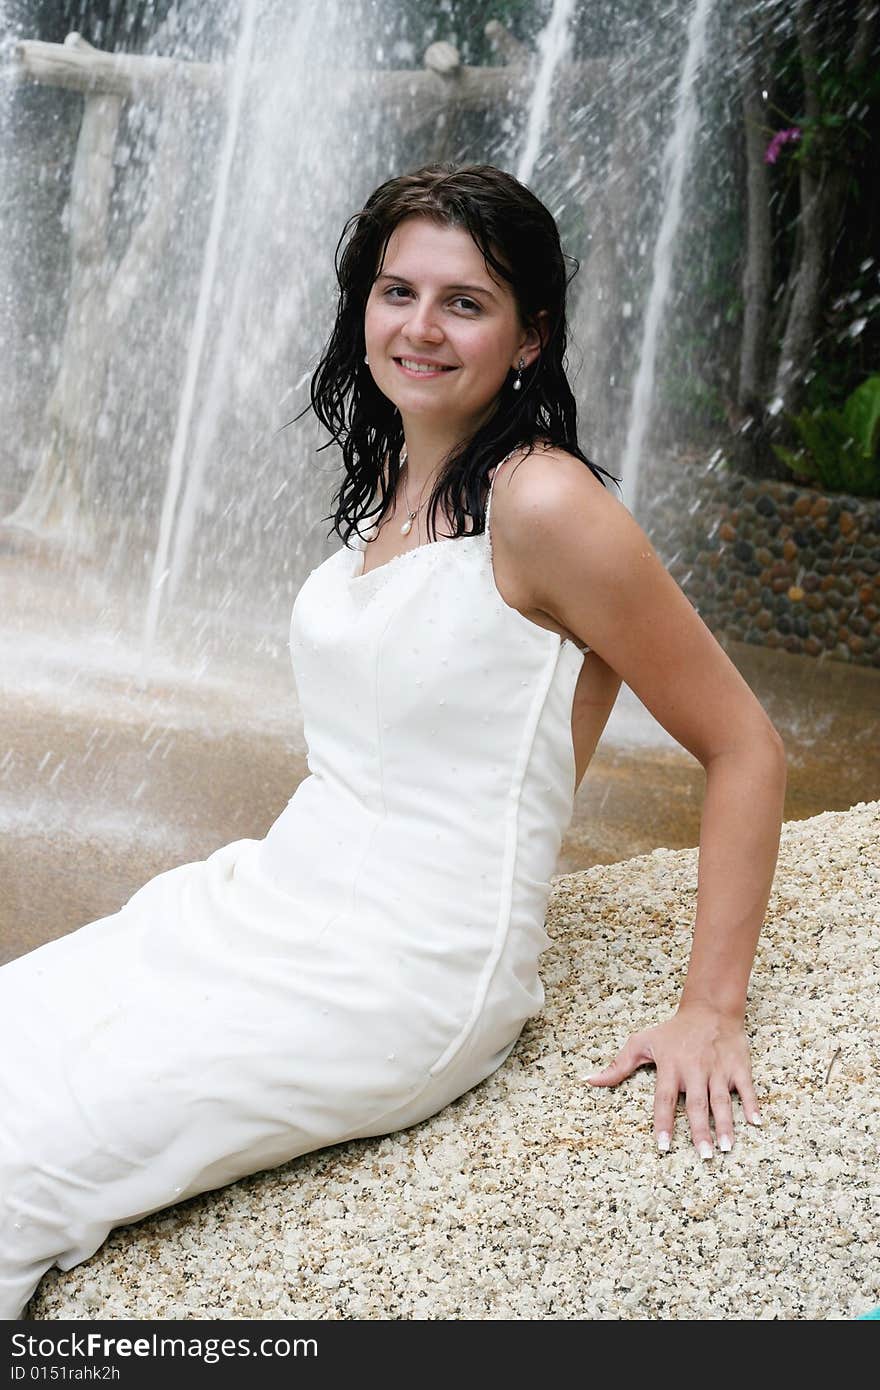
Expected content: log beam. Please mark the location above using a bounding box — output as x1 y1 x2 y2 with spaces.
13 31 223 98
484 20 531 66
11 31 612 128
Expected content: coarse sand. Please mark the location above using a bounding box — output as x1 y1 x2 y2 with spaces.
28 799 879 1320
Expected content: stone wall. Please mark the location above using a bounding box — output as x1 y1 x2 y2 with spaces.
655 466 880 668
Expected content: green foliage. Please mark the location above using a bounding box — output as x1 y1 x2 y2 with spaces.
847 372 880 456
752 15 880 488
797 47 880 171
772 375 880 497
660 370 728 432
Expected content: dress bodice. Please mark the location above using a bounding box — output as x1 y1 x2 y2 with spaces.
266 451 587 946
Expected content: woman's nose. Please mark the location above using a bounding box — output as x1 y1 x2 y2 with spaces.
403 301 444 343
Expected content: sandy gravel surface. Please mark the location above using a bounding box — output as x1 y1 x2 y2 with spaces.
29 799 879 1320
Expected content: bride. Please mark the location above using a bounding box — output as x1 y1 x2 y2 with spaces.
0 162 785 1319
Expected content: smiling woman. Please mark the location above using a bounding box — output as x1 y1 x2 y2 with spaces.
364 218 538 456
308 161 618 557
0 162 786 1320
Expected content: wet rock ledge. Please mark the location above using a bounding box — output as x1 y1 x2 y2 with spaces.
30 799 880 1320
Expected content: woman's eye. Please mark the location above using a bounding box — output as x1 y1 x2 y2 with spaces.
383 287 480 313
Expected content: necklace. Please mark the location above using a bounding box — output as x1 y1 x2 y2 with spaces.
398 448 428 536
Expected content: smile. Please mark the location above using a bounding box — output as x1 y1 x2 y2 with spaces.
394 358 458 377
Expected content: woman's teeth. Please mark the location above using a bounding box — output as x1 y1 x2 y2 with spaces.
397 358 455 373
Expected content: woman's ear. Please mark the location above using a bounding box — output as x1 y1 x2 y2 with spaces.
524 309 551 360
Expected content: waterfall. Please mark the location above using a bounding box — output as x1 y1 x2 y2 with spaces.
1 0 725 686
516 0 576 186
618 0 715 517
138 0 258 682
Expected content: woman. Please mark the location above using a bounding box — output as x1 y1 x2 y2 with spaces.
0 163 786 1319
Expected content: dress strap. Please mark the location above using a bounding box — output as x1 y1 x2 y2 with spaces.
485 445 526 532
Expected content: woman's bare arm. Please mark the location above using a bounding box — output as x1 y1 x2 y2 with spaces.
489 448 787 1156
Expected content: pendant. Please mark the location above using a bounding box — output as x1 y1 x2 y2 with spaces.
400 517 413 536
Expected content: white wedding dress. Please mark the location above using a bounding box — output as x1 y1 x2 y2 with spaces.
0 448 589 1318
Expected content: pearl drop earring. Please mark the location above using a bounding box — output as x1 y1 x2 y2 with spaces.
364 353 369 364
512 356 525 391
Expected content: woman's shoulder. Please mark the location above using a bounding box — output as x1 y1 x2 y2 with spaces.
487 441 638 637
489 440 612 517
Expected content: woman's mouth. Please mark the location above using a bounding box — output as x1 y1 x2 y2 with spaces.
394 357 458 379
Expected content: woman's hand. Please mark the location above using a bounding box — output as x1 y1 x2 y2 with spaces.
585 1001 762 1157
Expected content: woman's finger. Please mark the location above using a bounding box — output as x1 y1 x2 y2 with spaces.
732 1062 763 1128
684 1075 714 1160
586 1032 651 1087
652 1071 681 1152
709 1075 735 1152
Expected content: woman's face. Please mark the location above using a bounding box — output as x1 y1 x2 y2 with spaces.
363 215 539 437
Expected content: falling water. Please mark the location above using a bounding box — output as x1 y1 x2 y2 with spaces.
515 0 576 185
163 224 252 608
618 0 715 517
2 1 874 967
138 0 258 682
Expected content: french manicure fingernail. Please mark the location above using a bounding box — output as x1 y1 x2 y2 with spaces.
699 1140 714 1160
749 1112 763 1126
657 1131 670 1152
718 1134 732 1152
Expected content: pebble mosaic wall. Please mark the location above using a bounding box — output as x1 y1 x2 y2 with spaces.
658 469 880 668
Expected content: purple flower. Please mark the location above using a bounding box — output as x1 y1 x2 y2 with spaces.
764 126 802 164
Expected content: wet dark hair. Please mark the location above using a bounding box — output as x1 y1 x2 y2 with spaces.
299 161 619 546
